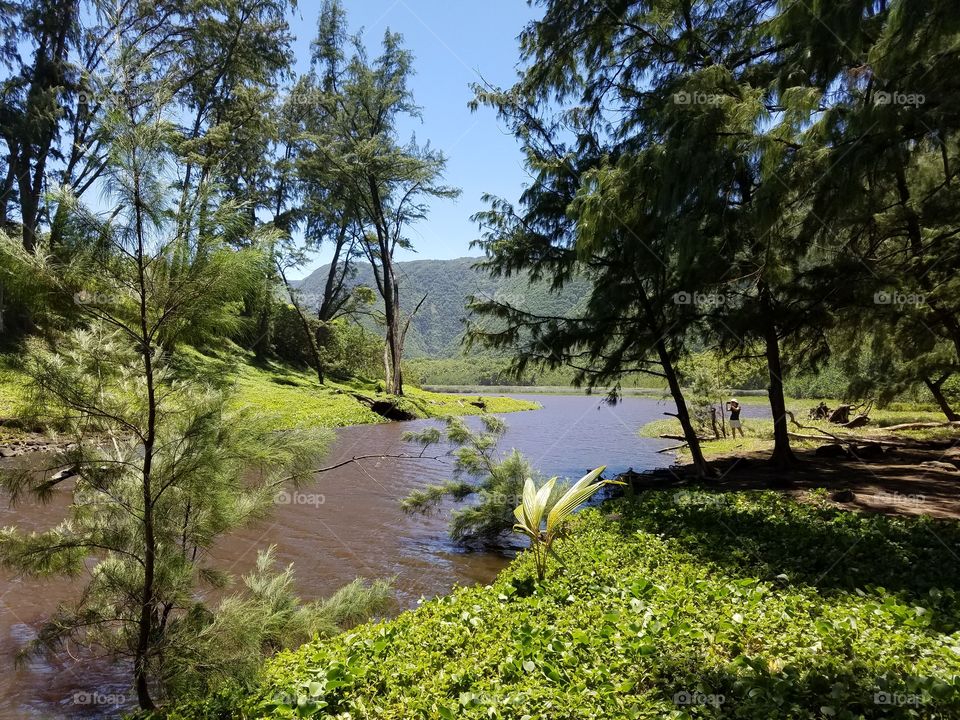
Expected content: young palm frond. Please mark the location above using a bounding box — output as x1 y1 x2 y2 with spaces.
512 467 622 581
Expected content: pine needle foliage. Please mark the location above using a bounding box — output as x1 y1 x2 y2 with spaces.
401 415 555 545
0 85 387 710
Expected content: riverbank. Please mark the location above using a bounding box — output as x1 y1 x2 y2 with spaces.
167 490 960 719
0 349 538 454
422 383 769 397
0 393 668 718
640 397 957 462
634 396 960 519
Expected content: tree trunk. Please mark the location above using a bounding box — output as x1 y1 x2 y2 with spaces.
18 174 39 253
633 280 708 477
655 337 710 478
132 146 155 711
924 375 960 421
381 257 404 396
252 301 272 360
278 266 324 385
759 282 797 469
384 311 404 395
709 405 720 439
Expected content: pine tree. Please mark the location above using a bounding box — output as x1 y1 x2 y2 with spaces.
301 0 459 395
773 0 960 417
0 88 329 710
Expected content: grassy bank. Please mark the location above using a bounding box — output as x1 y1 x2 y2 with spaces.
0 349 538 436
169 490 960 719
0 361 22 418
641 397 954 462
420 384 755 397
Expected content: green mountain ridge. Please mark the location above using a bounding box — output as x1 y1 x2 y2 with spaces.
296 256 589 358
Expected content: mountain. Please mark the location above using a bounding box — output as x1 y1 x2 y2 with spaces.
296 257 589 358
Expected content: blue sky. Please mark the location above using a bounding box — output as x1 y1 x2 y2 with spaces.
287 0 539 278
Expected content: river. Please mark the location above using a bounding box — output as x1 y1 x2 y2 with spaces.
0 393 695 718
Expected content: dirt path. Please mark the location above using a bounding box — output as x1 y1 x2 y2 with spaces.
622 437 960 520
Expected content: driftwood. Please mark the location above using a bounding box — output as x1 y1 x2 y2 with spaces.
882 420 960 432
841 415 871 429
787 431 900 447
657 442 688 453
825 401 874 426
659 433 711 442
828 405 852 424
786 411 846 443
788 431 839 442
809 402 830 420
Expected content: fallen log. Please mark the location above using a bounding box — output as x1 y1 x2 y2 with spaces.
787 431 900 447
788 431 840 442
841 415 871 429
347 392 417 421
659 434 711 442
657 443 688 453
786 411 847 443
881 420 960 432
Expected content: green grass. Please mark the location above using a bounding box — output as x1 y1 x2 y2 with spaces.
212 359 381 429
0 347 539 434
167 491 960 719
641 397 955 461
215 356 539 431
0 355 29 424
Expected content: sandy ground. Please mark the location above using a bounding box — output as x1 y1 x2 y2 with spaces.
623 436 960 520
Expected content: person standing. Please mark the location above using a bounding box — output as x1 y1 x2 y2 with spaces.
726 398 744 438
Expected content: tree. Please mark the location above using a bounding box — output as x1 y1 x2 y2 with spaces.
0 88 333 710
402 416 544 544
161 547 389 698
468 2 762 477
265 27 375 384
302 0 459 395
773 0 960 419
0 0 79 252
171 0 296 358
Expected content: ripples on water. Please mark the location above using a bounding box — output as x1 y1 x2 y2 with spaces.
0 393 702 718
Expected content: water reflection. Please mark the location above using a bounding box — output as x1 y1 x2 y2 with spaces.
0 393 690 718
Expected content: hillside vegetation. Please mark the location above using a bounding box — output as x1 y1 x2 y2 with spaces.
0 348 537 437
296 257 590 359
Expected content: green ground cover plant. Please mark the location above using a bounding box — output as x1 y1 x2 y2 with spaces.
0 349 537 435
641 398 954 461
165 491 960 719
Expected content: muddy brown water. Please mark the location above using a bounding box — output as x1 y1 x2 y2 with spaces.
0 393 706 719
